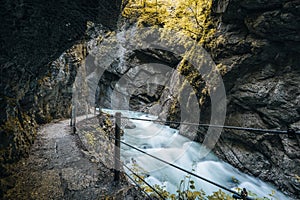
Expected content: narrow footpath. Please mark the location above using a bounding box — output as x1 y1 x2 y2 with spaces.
3 118 144 200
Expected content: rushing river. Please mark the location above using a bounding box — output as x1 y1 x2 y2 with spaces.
103 109 290 199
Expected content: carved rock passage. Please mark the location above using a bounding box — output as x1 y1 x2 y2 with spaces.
2 118 145 199
96 46 180 110
0 0 122 171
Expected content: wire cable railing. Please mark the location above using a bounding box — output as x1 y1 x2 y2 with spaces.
95 111 295 199
123 171 154 200
107 115 300 135
112 136 244 199
122 161 165 199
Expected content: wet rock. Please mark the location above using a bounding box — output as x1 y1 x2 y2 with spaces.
124 121 137 129
245 10 300 42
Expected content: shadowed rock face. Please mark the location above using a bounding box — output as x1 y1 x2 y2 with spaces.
205 0 300 197
96 48 180 110
0 0 122 174
1 0 122 74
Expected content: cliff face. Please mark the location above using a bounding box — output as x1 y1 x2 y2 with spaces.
157 0 300 196
2 0 298 197
94 0 300 197
204 0 300 196
0 0 122 173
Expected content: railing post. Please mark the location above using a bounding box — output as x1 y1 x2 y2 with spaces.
73 104 77 134
114 112 121 182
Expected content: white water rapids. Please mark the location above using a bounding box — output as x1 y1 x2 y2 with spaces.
103 109 290 199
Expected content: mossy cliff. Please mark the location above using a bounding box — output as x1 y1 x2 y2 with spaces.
152 0 300 197
0 0 122 177
95 0 299 197
171 0 300 197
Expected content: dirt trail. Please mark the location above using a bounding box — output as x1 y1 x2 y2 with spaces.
3 118 144 200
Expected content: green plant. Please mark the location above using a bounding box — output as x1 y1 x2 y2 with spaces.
175 174 206 200
128 163 280 200
122 0 215 43
207 189 234 200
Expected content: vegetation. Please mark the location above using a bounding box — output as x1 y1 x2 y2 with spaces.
85 132 96 146
0 112 38 168
122 0 215 43
129 162 279 200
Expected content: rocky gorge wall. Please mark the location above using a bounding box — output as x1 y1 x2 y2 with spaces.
0 0 122 176
205 0 300 197
162 0 300 197
94 0 300 198
2 0 298 198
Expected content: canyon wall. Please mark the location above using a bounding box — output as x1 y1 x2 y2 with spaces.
0 0 122 175
95 0 300 197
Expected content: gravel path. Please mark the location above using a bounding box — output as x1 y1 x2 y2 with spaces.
2 118 145 200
